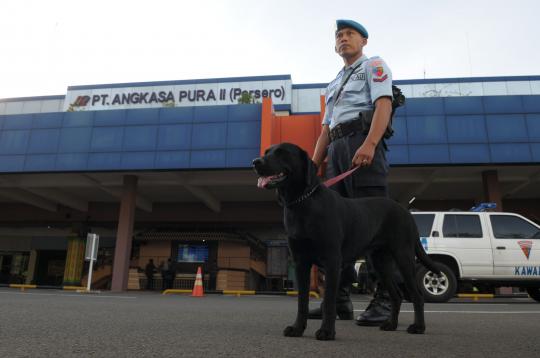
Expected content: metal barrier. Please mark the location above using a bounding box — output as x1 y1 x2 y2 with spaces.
140 276 210 291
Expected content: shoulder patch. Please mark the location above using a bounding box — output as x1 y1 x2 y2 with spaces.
372 66 385 77
373 74 388 83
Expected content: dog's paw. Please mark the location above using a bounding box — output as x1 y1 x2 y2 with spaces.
283 325 305 337
379 319 398 331
407 323 425 334
315 328 336 341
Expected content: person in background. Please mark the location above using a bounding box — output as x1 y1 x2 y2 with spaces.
159 259 169 290
165 258 176 290
145 259 156 290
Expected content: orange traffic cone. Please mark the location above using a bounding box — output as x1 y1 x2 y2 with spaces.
191 266 204 297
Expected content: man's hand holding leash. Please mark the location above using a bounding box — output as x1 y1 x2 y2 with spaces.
352 96 392 167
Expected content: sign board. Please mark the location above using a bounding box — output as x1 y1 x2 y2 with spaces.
85 233 99 261
63 77 292 112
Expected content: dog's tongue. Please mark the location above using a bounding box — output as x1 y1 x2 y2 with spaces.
257 176 271 189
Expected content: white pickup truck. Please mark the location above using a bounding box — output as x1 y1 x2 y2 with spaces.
411 210 540 302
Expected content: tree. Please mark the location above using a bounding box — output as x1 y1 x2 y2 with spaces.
237 91 258 104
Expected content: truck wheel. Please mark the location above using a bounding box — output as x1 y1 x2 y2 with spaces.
526 288 540 302
416 262 457 303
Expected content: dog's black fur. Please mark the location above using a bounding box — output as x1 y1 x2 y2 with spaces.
252 142 440 340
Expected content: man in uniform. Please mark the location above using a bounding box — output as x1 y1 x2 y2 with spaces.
310 19 393 326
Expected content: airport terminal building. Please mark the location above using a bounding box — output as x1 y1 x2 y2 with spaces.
0 74 539 292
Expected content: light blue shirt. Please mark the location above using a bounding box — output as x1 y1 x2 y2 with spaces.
322 55 393 129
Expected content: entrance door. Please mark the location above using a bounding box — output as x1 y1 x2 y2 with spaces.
0 255 13 284
34 250 67 286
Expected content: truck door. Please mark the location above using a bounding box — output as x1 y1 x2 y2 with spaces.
439 213 493 277
488 214 540 278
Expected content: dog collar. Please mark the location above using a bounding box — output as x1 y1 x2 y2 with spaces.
284 184 320 207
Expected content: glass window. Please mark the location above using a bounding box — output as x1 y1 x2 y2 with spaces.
482 81 507 96
490 215 540 239
459 82 483 96
443 214 483 238
412 214 435 237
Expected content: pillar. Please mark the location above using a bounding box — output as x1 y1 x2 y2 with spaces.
111 175 138 292
482 170 503 211
62 233 85 286
25 250 38 284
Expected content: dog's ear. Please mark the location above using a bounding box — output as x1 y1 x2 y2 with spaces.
300 148 318 188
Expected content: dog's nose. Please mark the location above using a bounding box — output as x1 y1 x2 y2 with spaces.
252 157 263 167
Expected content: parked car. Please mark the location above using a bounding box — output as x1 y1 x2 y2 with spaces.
411 209 540 302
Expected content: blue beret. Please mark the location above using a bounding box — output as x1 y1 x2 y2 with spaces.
336 19 368 39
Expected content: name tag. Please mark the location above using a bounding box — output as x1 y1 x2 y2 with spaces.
350 73 365 81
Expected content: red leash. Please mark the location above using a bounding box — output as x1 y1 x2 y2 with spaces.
323 166 360 187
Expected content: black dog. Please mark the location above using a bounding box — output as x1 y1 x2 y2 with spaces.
252 142 440 340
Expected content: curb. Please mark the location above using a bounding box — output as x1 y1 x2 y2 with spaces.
162 289 319 298
457 293 530 300
0 284 86 292
457 293 494 300
0 285 528 301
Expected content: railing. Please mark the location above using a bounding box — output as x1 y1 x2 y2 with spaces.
135 255 266 291
140 273 210 291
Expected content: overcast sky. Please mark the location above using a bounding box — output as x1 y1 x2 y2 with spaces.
1 0 539 99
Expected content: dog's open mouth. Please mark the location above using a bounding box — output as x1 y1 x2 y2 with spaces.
257 173 286 188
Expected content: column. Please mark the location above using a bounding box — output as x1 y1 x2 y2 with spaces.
62 233 85 286
25 250 38 284
482 170 503 211
111 175 138 292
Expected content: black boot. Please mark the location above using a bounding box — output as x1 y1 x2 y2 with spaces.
308 286 354 320
355 289 392 326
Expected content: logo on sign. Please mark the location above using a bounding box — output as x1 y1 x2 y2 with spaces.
74 96 90 107
518 240 532 260
514 266 540 276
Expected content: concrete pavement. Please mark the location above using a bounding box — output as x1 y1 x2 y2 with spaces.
0 289 539 357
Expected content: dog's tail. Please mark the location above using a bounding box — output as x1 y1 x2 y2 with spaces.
415 240 441 275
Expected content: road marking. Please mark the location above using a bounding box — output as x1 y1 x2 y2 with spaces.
354 309 540 314
351 302 511 306
0 291 137 299
429 303 509 306
410 310 540 314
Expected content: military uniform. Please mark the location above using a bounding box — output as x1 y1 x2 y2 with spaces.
309 19 395 324
323 54 393 197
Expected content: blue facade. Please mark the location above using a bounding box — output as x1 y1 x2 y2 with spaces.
1 94 540 173
386 95 540 165
0 105 261 173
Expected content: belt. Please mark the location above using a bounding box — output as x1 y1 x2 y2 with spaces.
328 119 364 142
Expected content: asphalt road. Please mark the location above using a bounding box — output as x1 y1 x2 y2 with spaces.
0 289 539 358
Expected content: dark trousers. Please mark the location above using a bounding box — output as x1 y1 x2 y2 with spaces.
161 274 167 290
146 275 154 290
165 273 174 289
325 133 390 300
